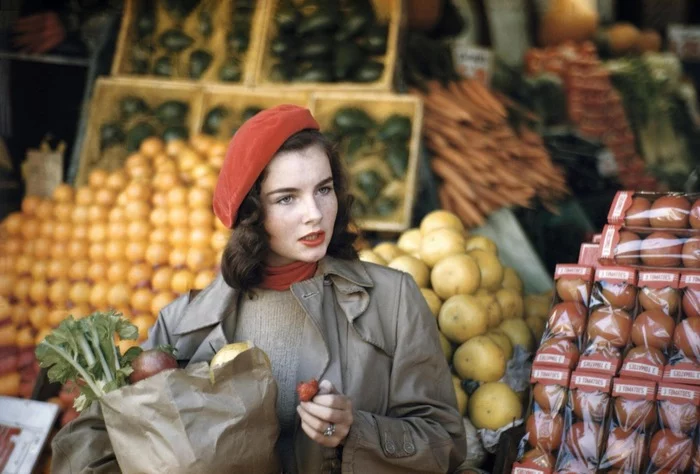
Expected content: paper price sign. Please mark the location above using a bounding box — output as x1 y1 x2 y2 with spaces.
452 41 492 86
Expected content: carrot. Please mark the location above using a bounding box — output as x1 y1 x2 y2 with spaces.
470 79 508 117
430 159 477 201
445 186 485 227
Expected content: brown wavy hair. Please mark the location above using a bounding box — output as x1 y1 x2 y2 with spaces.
220 129 358 291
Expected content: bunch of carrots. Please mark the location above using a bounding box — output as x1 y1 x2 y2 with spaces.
412 79 569 228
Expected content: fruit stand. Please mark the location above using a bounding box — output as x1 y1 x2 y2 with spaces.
4 0 700 472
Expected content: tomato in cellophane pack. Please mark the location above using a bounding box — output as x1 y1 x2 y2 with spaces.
644 382 700 473
598 377 658 473
664 272 700 386
619 271 680 382
607 191 700 232
511 364 571 474
534 265 593 371
553 370 613 473
577 267 638 377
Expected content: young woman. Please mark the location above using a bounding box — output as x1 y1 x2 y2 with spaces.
51 105 468 473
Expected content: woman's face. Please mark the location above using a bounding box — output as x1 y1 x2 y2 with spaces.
261 143 338 266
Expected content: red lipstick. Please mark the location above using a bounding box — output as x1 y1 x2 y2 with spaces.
299 231 325 247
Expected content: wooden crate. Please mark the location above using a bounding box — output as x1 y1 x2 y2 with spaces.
309 92 423 233
75 77 203 186
196 86 311 139
112 0 265 85
253 0 402 91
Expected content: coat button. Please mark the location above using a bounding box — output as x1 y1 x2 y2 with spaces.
385 440 395 455
404 441 415 454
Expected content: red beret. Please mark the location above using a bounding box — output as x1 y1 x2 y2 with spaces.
213 104 320 228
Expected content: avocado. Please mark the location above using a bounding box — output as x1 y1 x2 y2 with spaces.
355 170 385 201
162 125 189 142
299 36 333 59
159 29 194 53
386 144 409 178
378 115 412 142
333 42 364 80
354 60 384 83
100 122 125 150
153 55 174 77
227 31 249 54
119 96 149 121
333 108 376 134
219 58 242 82
155 101 189 127
298 10 337 36
241 107 262 122
203 106 229 136
357 24 388 55
189 49 213 79
126 122 157 152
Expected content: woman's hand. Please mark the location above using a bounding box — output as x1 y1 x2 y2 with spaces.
297 380 353 448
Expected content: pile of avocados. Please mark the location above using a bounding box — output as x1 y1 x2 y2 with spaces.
99 96 190 161
129 0 255 82
270 0 389 83
201 104 263 138
328 108 412 219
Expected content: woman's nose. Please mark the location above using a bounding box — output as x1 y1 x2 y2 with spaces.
303 196 323 223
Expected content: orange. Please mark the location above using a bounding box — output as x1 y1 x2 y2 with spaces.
39 220 55 238
195 174 218 191
48 280 71 306
190 208 214 228
125 152 147 170
152 267 175 291
2 212 23 235
14 255 32 276
168 247 188 268
16 326 35 347
149 227 169 244
167 186 188 207
53 222 72 241
169 226 189 248
52 184 74 203
208 152 224 169
186 248 215 273
152 171 181 191
107 283 131 308
88 204 109 223
127 164 152 181
166 138 187 156
89 282 111 310
151 291 177 315
95 188 117 207
50 241 69 261
69 281 92 306
117 338 140 354
131 314 156 342
86 261 109 283
151 191 168 207
89 242 107 262
149 208 169 227
30 260 48 281
210 230 230 252
88 169 108 189
70 304 92 320
35 327 53 345
75 187 94 206
108 222 128 241
5 238 23 254
21 218 40 240
21 195 41 216
48 308 70 327
33 238 51 259
28 304 51 330
29 280 49 304
171 269 194 294
72 224 89 241
54 202 73 221
108 206 127 223
125 241 148 263
189 227 213 248
127 263 153 288
127 221 151 242
67 240 88 260
188 187 212 209
168 206 189 228
130 288 152 313
35 200 53 220
47 259 70 280
106 261 130 283
105 170 128 191
140 137 165 157
11 303 30 326
124 201 151 220
104 240 127 262
194 269 216 289
68 260 90 281
0 274 14 299
145 243 170 266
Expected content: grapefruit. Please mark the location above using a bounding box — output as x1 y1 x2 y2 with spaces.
468 249 504 292
439 295 489 343
420 228 466 268
499 319 535 352
453 335 506 382
419 288 442 317
468 382 522 430
420 210 465 236
502 267 524 294
496 288 524 319
465 235 498 255
431 254 481 299
397 228 422 256
388 255 430 288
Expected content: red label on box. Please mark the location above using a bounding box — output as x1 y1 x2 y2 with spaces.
595 266 636 285
681 272 700 290
511 461 552 474
530 364 570 386
638 271 680 289
599 225 621 261
570 370 612 393
607 191 633 225
657 382 700 406
612 378 657 401
578 351 621 376
578 243 600 267
555 264 594 281
620 359 663 381
663 362 700 386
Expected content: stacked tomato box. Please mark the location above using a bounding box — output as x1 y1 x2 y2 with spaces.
512 191 700 472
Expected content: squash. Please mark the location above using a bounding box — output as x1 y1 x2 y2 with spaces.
606 23 641 55
538 0 599 46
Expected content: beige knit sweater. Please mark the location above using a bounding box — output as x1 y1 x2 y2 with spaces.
233 288 306 474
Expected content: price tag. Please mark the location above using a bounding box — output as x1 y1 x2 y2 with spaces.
452 40 492 85
668 24 700 62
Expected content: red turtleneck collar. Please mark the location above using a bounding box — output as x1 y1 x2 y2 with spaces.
260 261 318 291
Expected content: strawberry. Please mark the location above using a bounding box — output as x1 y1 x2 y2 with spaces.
296 378 319 402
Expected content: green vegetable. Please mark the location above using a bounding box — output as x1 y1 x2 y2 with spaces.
355 169 385 200
203 106 230 135
334 42 364 80
100 123 125 150
294 63 333 82
276 3 300 33
220 58 242 82
374 196 398 216
333 108 375 134
163 125 189 142
228 31 249 54
335 10 372 41
153 56 174 77
354 61 384 82
35 311 148 412
155 101 188 126
299 36 333 59
189 49 213 79
163 0 199 21
271 36 295 57
126 122 157 152
270 62 296 82
119 96 149 121
378 115 412 142
136 5 156 39
159 29 194 53
298 10 337 36
357 24 388 55
386 144 409 178
241 107 262 122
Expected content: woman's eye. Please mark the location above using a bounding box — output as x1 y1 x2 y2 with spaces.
277 195 293 204
318 186 333 195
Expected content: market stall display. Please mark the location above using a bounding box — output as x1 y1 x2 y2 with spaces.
254 0 401 89
309 91 422 232
112 0 266 83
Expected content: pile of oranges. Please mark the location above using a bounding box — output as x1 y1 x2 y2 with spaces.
0 134 231 384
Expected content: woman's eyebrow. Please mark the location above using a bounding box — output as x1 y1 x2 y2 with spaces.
266 176 333 196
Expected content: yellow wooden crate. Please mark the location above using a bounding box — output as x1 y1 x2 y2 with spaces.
75 77 203 186
308 91 423 233
196 86 311 139
253 0 401 91
111 0 265 85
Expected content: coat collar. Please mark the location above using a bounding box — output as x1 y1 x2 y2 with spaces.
172 256 373 336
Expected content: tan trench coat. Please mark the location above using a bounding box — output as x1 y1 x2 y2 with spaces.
51 257 468 473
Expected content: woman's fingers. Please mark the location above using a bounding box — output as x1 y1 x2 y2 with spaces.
300 400 352 425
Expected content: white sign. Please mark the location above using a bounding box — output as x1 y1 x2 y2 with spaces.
452 40 492 86
669 25 700 62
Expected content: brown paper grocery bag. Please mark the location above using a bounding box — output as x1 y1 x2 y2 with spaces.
100 348 280 474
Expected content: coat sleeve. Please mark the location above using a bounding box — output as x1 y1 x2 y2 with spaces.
340 273 469 473
50 313 176 473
